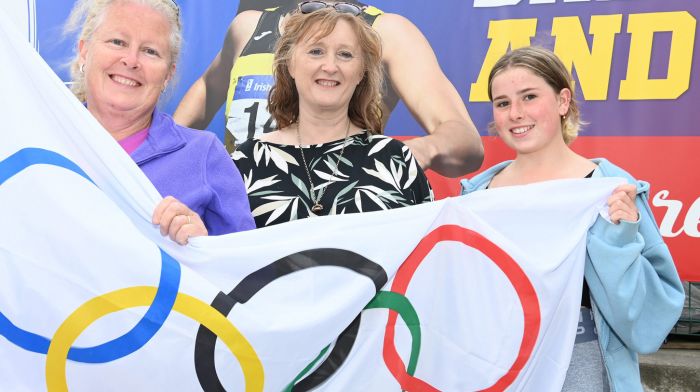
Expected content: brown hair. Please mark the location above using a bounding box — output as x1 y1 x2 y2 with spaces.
268 7 384 133
488 46 583 144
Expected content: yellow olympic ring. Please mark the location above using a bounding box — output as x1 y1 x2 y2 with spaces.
45 286 264 392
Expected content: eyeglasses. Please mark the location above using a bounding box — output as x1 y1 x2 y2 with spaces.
298 1 365 16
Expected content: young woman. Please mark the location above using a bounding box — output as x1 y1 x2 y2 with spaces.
461 46 684 391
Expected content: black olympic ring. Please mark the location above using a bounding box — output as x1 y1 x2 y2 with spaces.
193 248 388 391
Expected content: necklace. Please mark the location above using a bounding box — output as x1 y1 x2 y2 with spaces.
296 120 351 213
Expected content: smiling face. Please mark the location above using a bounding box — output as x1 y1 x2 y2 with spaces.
490 66 571 156
79 1 174 124
287 19 364 116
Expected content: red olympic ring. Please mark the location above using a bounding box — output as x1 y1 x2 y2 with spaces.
383 224 541 391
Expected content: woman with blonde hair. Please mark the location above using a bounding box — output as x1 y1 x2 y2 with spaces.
461 46 684 391
66 0 255 242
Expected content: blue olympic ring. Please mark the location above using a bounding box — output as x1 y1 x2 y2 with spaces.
0 147 180 363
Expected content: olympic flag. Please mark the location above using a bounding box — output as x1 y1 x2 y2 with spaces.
0 10 621 391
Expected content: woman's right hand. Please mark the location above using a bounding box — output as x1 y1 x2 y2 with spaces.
607 184 639 224
152 196 208 245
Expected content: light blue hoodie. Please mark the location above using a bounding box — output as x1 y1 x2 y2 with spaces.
461 158 684 391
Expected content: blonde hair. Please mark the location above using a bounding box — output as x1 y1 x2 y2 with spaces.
64 0 181 101
268 7 384 134
488 46 583 144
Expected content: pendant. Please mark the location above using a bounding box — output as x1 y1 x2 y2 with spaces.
311 203 323 213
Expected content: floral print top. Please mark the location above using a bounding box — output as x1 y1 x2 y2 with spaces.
232 132 434 228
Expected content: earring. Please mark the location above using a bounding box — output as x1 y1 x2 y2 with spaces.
80 64 85 74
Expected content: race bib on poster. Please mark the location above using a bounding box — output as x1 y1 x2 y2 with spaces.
226 74 276 142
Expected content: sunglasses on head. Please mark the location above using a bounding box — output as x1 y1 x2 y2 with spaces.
298 1 364 16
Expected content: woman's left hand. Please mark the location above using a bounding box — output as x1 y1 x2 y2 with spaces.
152 196 208 245
607 184 639 224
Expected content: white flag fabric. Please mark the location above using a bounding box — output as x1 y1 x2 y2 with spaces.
0 10 624 392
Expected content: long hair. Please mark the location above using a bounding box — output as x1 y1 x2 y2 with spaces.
268 7 384 134
64 0 181 102
488 46 584 145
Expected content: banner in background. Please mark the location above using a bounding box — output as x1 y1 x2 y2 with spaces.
6 1 698 278
0 13 621 390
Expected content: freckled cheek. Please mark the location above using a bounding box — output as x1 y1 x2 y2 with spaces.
492 113 508 132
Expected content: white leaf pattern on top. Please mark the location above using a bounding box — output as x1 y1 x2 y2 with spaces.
233 132 433 228
367 136 392 156
363 159 401 192
405 156 418 189
244 171 282 194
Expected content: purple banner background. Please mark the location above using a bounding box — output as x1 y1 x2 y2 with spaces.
371 0 699 137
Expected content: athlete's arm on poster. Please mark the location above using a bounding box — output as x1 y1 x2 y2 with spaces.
374 13 483 177
173 11 261 130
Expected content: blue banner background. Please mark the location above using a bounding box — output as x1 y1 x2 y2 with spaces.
26 1 700 139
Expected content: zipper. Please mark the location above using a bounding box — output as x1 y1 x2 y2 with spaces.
591 300 615 391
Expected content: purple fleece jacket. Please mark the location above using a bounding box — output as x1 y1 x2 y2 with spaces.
131 109 255 234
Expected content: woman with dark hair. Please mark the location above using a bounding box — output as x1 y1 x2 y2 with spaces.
233 6 432 227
